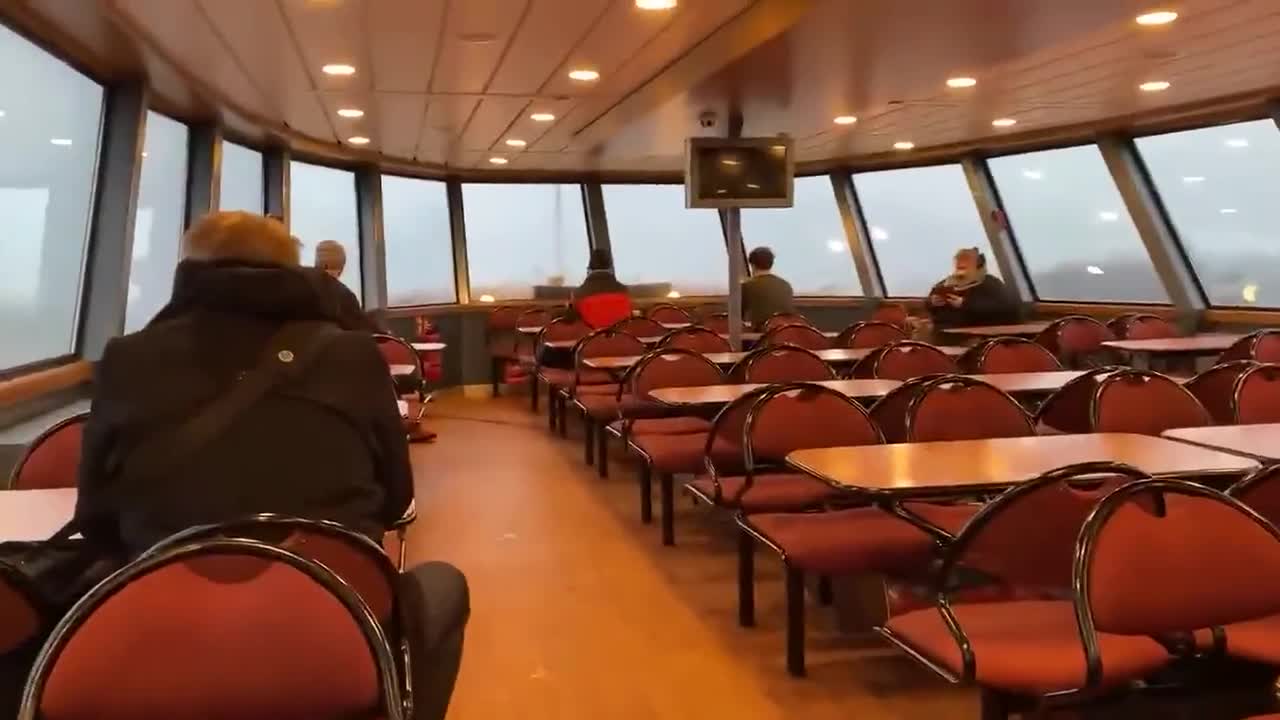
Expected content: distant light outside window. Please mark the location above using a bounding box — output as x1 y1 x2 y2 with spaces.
290 161 361 297
1136 119 1280 307
463 183 588 300
740 175 862 296
852 164 996 297
125 112 188 332
219 141 263 214
603 184 727 296
382 175 456 305
0 24 103 371
988 145 1168 303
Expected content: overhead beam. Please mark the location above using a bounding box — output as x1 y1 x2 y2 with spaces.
831 173 885 299
961 156 1034 303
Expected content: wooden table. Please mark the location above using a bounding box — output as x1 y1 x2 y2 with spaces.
659 322 692 330
585 345 969 371
649 379 904 406
411 342 447 352
968 370 1086 395
1162 423 1280 460
0 488 77 542
788 433 1258 498
942 322 1053 338
389 364 417 376
1102 333 1244 357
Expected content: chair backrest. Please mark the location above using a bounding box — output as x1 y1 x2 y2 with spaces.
646 304 692 324
515 307 551 331
974 337 1063 374
867 374 950 443
760 323 831 350
702 387 774 481
1077 481 1280 644
659 326 732 353
538 316 590 346
702 312 731 334
1229 464 1280 528
22 540 402 720
762 313 811 331
1220 329 1280 364
0 567 41 656
1091 369 1211 435
1184 361 1256 425
1044 315 1113 359
627 349 725 402
8 413 89 491
573 329 647 383
741 345 836 383
144 515 398 626
486 305 526 332
872 341 959 381
1233 363 1280 424
849 345 891 379
1124 314 1178 340
373 333 423 378
1033 366 1124 434
906 376 1034 442
837 321 908 349
871 303 909 329
613 316 666 338
744 383 883 474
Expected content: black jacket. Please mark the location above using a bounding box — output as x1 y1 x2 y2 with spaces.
75 259 414 555
741 273 795 329
316 270 386 334
926 275 1020 329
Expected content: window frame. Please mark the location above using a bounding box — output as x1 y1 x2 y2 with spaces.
287 156 363 297
380 172 458 308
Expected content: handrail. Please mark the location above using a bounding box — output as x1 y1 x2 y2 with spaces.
0 361 92 410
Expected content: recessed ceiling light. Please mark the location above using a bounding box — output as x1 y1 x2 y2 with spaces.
1139 80 1171 92
489 157 509 165
833 115 858 125
1226 138 1250 148
1022 169 1043 180
746 183 760 189
1136 10 1178 25
992 117 1018 128
322 63 356 76
336 108 364 118
347 136 370 145
1182 175 1206 183
568 69 600 82
530 112 556 122
946 77 977 88
505 138 527 147
1098 211 1120 222
893 141 915 150
49 138 72 146
1087 265 1106 275
1220 208 1239 214
635 0 677 8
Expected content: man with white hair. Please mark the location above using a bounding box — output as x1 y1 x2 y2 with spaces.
312 239 384 333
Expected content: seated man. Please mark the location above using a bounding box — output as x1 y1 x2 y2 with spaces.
313 238 386 333
926 247 1020 330
567 249 632 329
741 246 795 329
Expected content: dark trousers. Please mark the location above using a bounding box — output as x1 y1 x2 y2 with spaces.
399 561 470 720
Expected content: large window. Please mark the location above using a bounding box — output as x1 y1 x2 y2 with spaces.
741 175 862 296
125 112 189 332
463 183 588 300
219 141 263 214
1136 120 1280 307
603 184 727 296
853 164 995 297
988 145 1167 303
382 175 455 305
289 161 361 297
0 24 103 371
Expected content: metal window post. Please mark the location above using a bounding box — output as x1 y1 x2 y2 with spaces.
356 167 387 309
447 180 471 304
264 146 291 229
831 172 885 299
961 156 1034 303
185 123 221 228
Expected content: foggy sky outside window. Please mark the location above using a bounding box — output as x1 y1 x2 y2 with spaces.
126 112 189 332
988 145 1167 303
740 175 862 296
603 184 728 296
463 183 588 300
852 164 996 297
0 24 103 370
290 161 362 297
382 174 456 305
1136 120 1280 307
219 141 264 214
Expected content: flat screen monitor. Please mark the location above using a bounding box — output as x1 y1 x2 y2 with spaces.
685 137 794 209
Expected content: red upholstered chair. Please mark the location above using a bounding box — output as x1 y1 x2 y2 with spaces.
1234 363 1280 424
907 376 1034 442
849 345 891 379
613 316 666 339
762 313 812 331
1090 369 1210 435
871 303 910 329
647 304 693 325
867 375 950 443
702 312 732 334
973 337 1063 374
873 341 959 381
8 413 88 491
740 345 836 383
760 323 832 350
836 321 907 349
881 463 1164 719
1033 366 1124 435
374 335 432 441
531 317 590 423
1122 314 1178 340
1230 464 1280 529
1184 361 1256 425
659 326 732 353
564 329 647 448
487 305 534 396
1035 316 1114 368
0 568 41 657
506 308 551 392
1222 466 1280 669
22 539 404 720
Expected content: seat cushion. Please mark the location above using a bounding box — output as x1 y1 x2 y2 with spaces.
744 507 938 575
685 473 839 513
898 501 983 537
629 433 710 474
885 601 1170 695
573 368 617 387
538 367 575 388
1224 613 1280 665
577 393 653 421
574 383 621 397
631 417 713 435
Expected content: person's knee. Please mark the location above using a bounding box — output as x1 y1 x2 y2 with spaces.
403 561 470 624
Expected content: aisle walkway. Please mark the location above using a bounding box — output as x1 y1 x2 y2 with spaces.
403 393 973 720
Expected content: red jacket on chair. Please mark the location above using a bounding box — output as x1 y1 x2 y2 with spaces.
569 270 633 329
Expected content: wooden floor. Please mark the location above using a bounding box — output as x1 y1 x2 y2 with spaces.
404 392 974 720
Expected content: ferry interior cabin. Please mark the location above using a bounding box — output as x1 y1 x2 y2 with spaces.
11 1 1280 718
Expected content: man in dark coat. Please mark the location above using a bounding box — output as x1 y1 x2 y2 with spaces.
926 247 1021 329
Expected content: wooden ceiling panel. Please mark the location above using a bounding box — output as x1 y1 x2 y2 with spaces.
278 0 373 92
364 0 446 93
459 96 530 152
500 98 578 151
198 0 312 115
486 0 611 96
431 0 531 94
417 95 480 162
372 92 428 158
537 0 678 99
